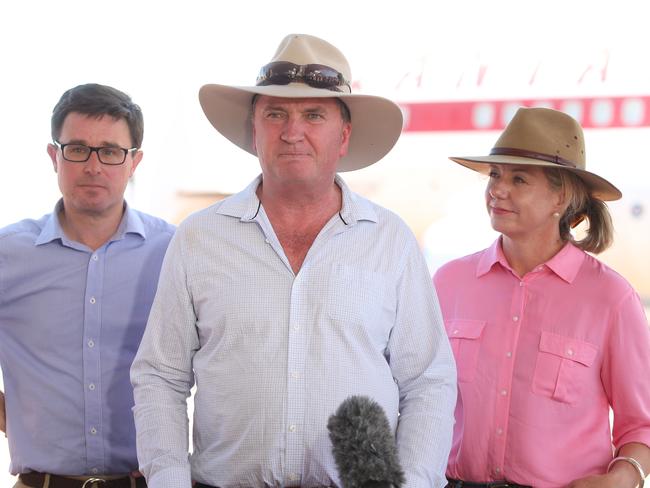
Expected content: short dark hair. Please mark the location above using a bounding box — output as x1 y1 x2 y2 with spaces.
51 83 144 148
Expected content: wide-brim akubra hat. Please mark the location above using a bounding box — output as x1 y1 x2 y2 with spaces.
198 33 403 172
449 107 622 201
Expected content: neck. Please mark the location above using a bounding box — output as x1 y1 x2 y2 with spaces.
501 233 566 277
58 203 125 251
257 179 341 224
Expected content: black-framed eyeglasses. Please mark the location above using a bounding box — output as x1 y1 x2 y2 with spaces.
256 61 350 92
53 141 137 165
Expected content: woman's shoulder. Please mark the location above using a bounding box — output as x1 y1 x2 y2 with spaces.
433 248 489 284
579 250 638 298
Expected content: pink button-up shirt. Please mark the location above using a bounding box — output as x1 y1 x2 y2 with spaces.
433 238 650 487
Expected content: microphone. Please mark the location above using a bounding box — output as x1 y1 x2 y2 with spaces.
327 395 405 488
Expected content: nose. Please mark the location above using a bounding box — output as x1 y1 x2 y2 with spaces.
280 117 305 144
83 150 103 174
487 178 508 199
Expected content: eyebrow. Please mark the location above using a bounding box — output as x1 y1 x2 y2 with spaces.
263 103 328 113
63 139 125 147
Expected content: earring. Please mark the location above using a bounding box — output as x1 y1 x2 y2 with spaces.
553 212 561 218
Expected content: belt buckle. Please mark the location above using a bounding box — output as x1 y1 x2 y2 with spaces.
81 478 107 488
489 484 512 488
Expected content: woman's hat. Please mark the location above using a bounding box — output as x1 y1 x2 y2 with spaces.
198 33 403 172
449 107 622 201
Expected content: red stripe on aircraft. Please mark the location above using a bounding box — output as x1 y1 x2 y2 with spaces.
400 96 650 131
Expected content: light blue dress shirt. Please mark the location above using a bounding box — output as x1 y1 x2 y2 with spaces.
131 175 456 488
0 200 174 476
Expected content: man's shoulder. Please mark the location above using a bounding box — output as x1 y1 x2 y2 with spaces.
349 190 413 232
0 214 50 244
176 198 235 230
129 208 176 237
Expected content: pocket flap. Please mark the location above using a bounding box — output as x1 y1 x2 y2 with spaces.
539 331 597 366
447 319 487 340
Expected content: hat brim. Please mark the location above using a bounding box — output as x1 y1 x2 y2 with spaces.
449 155 622 201
199 83 403 172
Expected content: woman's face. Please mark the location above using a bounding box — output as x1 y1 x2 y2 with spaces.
485 164 563 242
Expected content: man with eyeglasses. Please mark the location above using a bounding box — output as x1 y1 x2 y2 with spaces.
131 34 456 488
0 83 175 488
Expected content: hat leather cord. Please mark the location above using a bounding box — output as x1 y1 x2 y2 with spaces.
490 147 577 168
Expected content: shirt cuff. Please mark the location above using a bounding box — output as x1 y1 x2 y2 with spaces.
146 466 192 488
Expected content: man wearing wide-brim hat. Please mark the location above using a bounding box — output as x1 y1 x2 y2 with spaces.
131 34 456 488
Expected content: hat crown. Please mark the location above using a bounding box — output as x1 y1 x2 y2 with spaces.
268 34 352 84
494 107 586 170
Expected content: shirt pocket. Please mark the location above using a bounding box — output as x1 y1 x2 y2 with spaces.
446 319 486 382
532 330 598 404
324 264 394 350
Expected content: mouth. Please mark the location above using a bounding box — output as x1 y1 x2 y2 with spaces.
78 183 106 190
489 205 515 215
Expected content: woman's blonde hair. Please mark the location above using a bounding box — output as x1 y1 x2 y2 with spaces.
544 167 614 254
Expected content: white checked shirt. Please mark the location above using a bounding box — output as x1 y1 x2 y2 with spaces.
131 175 456 488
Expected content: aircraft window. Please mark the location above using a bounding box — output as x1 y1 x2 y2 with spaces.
560 101 584 123
621 98 645 126
591 99 614 126
502 103 520 126
400 105 411 129
473 103 495 129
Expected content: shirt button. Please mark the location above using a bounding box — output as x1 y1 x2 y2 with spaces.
289 473 298 481
88 340 95 348
90 427 97 435
495 467 502 474
90 297 96 304
512 315 519 322
289 425 296 432
293 324 299 331
291 371 299 379
91 468 99 474
92 254 98 261
452 329 459 335
519 281 524 287
500 389 508 396
506 351 512 358
88 383 96 391
496 428 503 435
567 348 574 356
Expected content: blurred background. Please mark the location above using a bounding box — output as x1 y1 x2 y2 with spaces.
1 0 649 483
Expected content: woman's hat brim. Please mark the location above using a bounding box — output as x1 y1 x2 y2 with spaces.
449 155 622 201
199 83 404 172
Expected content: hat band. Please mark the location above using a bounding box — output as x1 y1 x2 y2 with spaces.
490 147 577 168
256 61 351 93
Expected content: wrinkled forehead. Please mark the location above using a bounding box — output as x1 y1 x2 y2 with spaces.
254 95 342 109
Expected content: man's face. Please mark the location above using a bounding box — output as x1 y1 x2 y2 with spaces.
47 112 142 219
252 96 351 188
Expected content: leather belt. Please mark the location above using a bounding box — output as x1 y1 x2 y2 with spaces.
19 472 147 488
447 479 531 488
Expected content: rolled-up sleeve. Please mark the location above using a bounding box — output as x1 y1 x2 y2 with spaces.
603 290 650 450
388 237 457 488
131 230 198 488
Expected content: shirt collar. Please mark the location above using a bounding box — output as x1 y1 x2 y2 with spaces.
476 237 585 283
35 199 146 247
216 174 378 225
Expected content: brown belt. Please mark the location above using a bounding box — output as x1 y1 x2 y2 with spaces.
447 479 531 488
19 472 147 488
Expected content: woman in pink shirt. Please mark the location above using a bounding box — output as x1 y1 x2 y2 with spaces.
434 107 650 488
